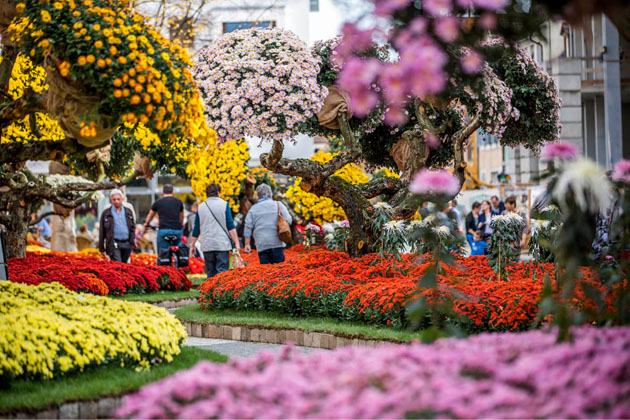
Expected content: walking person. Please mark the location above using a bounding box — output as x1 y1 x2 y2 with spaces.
188 184 240 277
99 189 136 262
243 184 292 264
143 184 185 255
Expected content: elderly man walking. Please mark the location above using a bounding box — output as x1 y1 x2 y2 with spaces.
244 184 292 264
189 183 240 277
99 189 136 262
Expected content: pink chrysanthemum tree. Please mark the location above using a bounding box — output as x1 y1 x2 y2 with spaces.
196 26 561 257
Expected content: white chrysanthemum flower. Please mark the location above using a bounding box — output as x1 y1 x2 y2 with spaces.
407 220 423 231
541 204 559 213
373 202 392 210
530 219 550 232
384 220 406 232
552 158 611 214
419 215 436 227
322 223 336 233
433 225 451 237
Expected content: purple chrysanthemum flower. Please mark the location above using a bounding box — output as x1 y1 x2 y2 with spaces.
540 141 579 161
611 159 630 184
409 169 460 196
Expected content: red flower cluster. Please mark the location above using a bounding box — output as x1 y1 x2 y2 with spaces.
130 253 206 275
9 252 191 296
199 250 610 331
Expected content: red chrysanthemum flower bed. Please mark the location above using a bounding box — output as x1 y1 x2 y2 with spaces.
199 249 612 332
129 253 206 275
8 252 191 296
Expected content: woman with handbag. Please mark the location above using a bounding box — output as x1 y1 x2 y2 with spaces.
189 183 242 277
243 184 292 264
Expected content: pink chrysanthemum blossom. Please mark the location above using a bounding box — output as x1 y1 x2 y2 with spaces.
460 48 483 74
425 131 440 149
423 0 452 16
540 141 579 161
611 159 630 184
434 16 459 42
373 0 412 16
409 169 460 196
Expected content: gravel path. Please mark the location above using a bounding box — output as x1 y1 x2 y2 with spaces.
184 337 322 358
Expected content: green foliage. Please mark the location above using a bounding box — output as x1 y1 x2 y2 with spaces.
487 213 524 281
324 223 350 252
481 41 561 151
528 205 561 263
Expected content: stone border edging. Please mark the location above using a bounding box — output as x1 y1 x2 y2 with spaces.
6 396 123 419
151 297 198 309
181 320 406 349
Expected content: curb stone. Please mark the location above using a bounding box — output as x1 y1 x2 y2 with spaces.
179 320 406 349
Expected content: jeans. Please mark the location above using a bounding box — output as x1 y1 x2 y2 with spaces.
258 247 285 265
203 250 230 277
157 229 183 252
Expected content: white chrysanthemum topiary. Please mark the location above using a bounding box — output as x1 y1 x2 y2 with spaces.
194 28 328 142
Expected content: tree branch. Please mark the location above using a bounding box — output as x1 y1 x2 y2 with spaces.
452 113 481 189
358 176 403 199
321 114 361 178
0 138 100 164
0 89 46 131
28 210 61 226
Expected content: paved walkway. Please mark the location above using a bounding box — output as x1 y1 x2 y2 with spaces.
185 337 321 358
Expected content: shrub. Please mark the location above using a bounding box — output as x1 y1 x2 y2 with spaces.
0 282 186 381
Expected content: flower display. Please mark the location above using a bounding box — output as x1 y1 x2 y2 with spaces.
287 151 369 225
611 159 630 184
199 250 608 331
540 141 579 162
193 28 327 142
117 326 630 419
187 139 249 212
8 252 191 296
409 169 460 196
11 0 211 148
130 253 205 275
1 281 186 381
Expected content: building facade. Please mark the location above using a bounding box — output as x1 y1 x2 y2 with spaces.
504 15 630 184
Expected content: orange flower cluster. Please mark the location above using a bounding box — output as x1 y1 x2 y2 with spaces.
130 253 206 274
199 250 611 331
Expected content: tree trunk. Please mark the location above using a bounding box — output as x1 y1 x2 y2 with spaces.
4 204 31 259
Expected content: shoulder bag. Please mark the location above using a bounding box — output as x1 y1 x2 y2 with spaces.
277 202 292 245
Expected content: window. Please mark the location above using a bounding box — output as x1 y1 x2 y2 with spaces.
310 0 319 12
223 21 275 33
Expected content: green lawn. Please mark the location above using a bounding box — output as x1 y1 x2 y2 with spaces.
113 289 200 302
175 304 424 342
0 347 226 412
187 274 207 286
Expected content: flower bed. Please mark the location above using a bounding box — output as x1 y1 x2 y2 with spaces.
8 252 191 296
116 326 630 419
130 253 206 275
0 281 186 382
199 250 606 332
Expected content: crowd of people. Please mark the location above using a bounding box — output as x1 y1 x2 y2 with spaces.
463 195 528 256
95 182 291 278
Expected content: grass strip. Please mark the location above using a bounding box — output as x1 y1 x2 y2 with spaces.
113 289 200 302
175 304 423 342
0 347 226 412
187 274 207 286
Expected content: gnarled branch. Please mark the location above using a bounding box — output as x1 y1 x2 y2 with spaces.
358 176 403 199
0 138 102 164
321 114 361 178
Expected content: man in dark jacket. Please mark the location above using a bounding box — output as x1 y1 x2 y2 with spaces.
99 189 136 262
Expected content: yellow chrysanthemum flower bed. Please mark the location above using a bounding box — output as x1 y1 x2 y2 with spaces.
188 140 250 212
287 151 369 225
0 281 186 381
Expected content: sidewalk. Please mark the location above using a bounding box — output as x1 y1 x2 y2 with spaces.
184 337 322 358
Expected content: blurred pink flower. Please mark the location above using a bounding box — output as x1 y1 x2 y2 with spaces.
540 141 579 161
478 12 497 30
611 159 630 183
349 89 380 117
373 0 412 16
425 131 440 149
473 0 508 10
460 48 483 74
434 16 459 42
423 0 452 16
384 104 408 125
409 169 460 196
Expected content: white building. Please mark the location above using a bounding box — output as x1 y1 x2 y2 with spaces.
507 15 630 184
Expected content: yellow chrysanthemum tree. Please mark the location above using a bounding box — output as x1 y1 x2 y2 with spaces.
0 0 216 258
